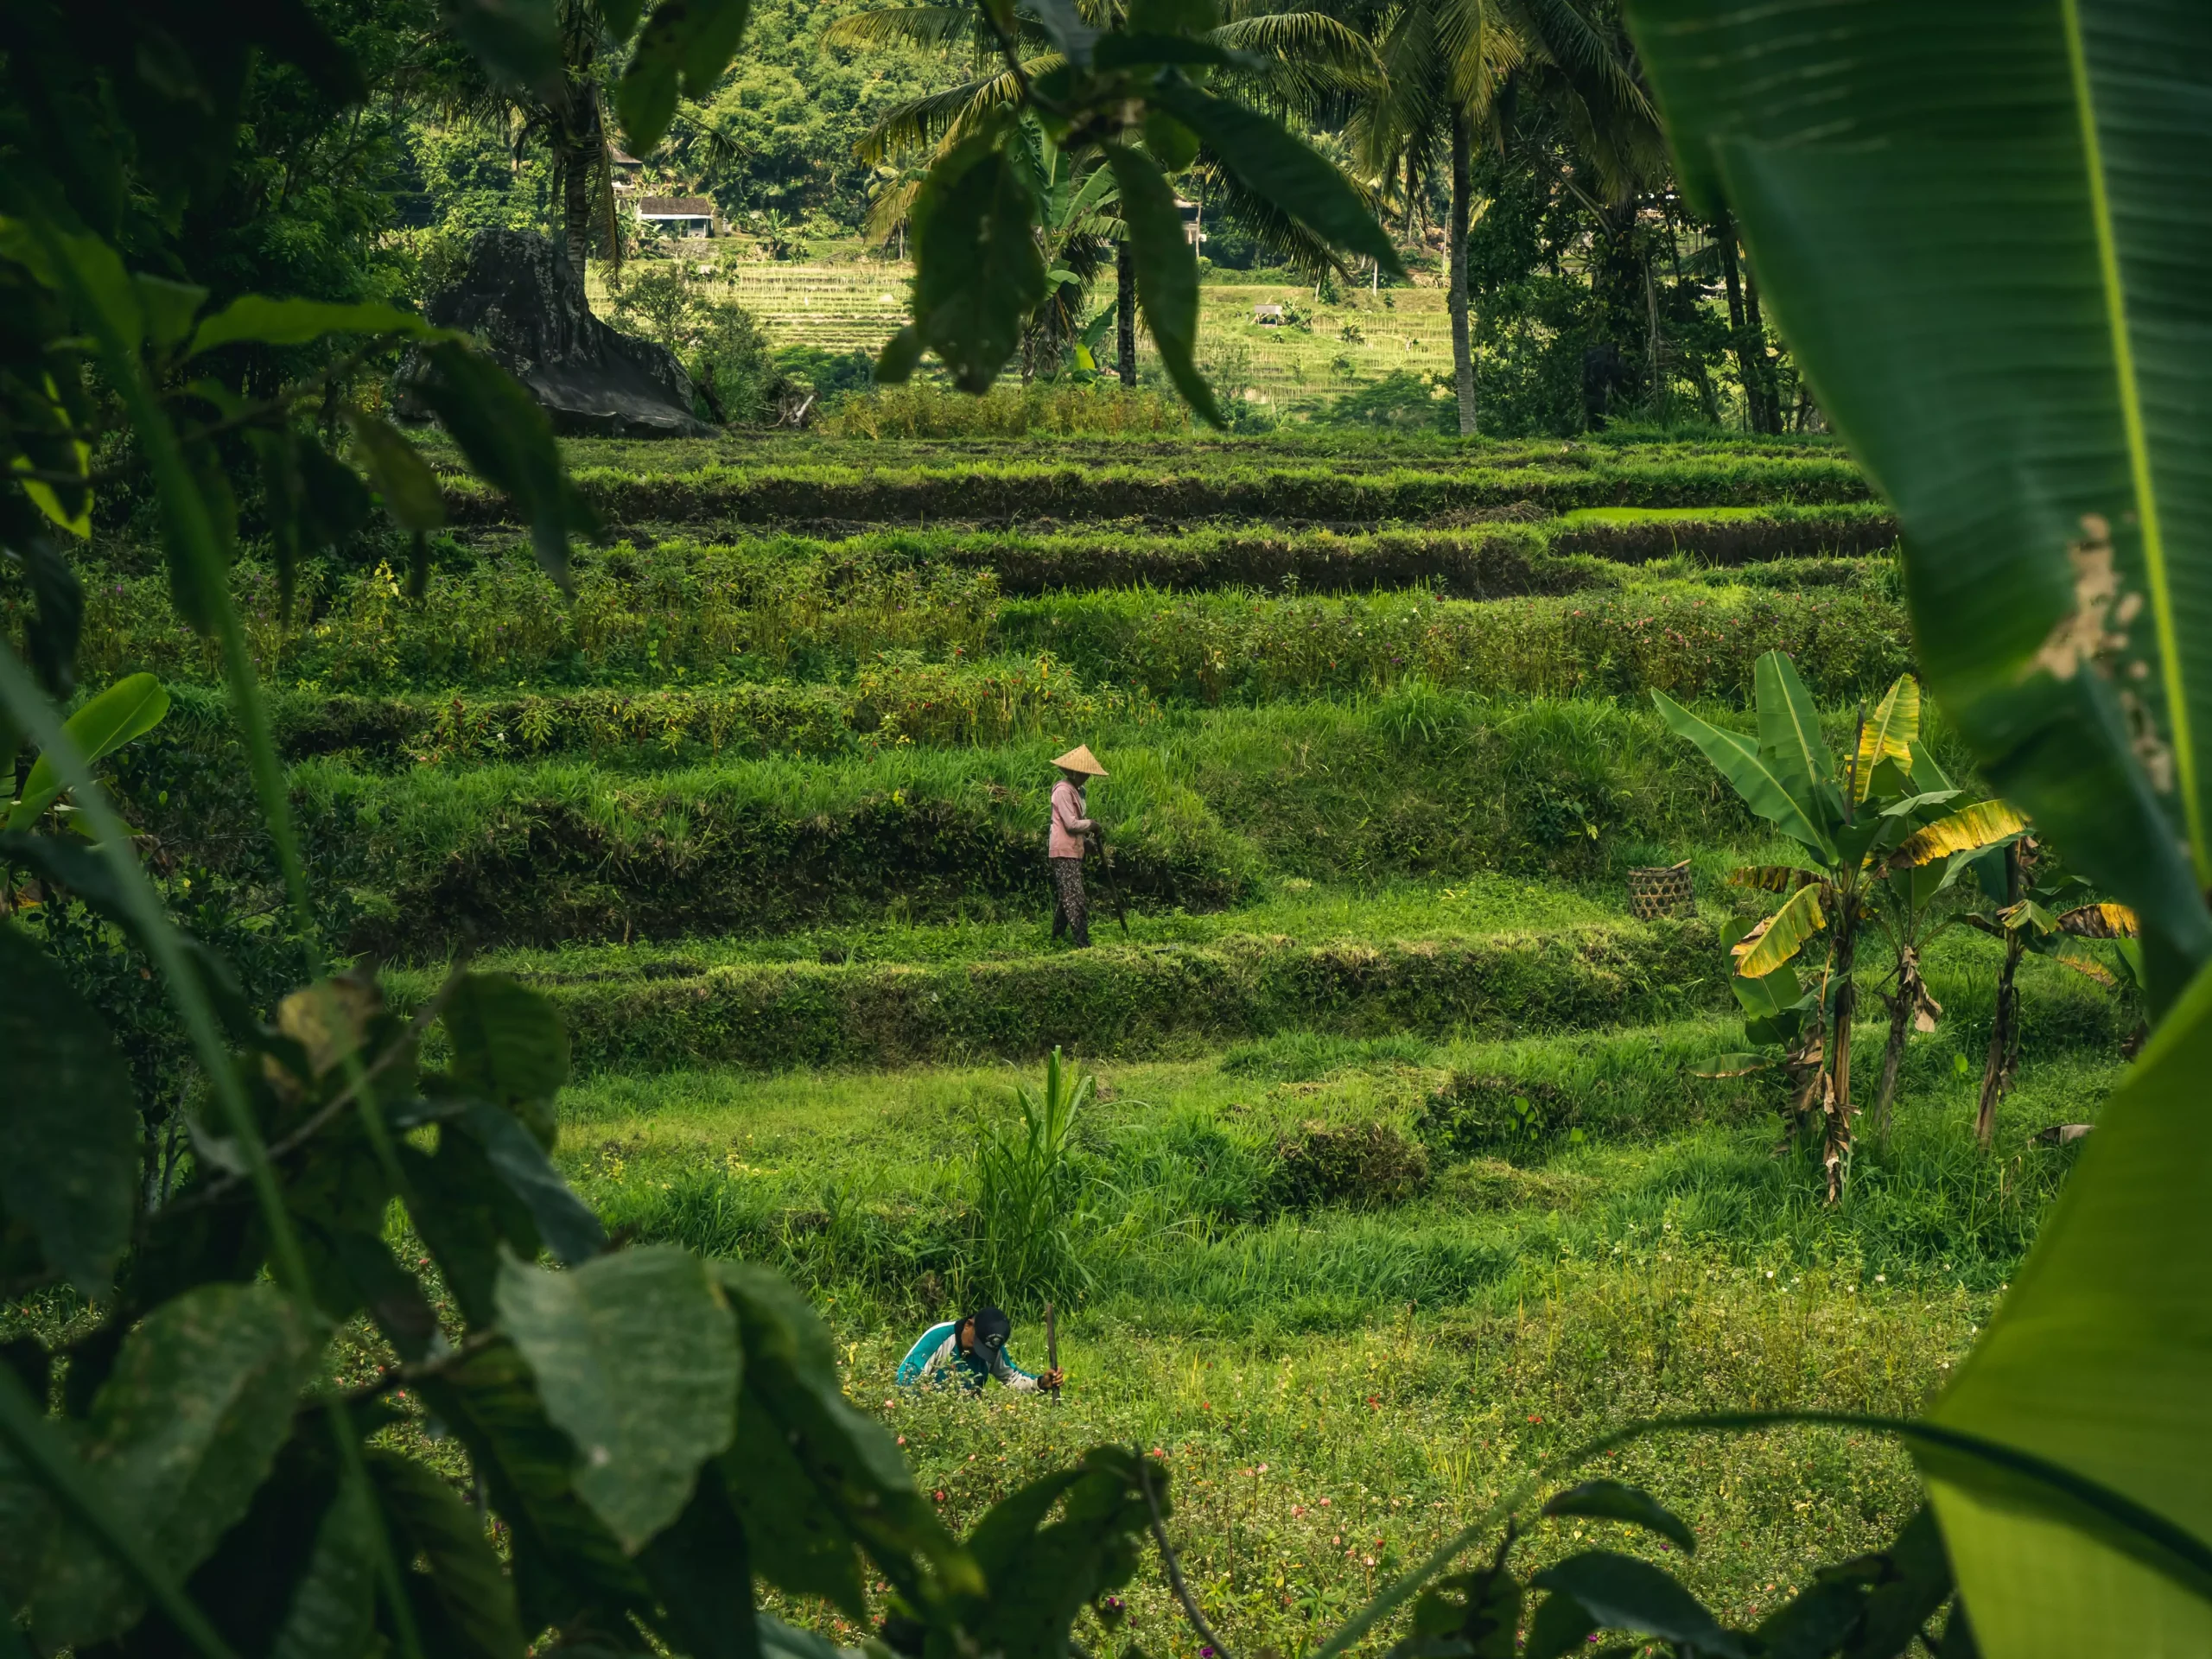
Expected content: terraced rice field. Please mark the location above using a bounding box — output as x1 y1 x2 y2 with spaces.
90 427 2121 1653
589 256 1459 404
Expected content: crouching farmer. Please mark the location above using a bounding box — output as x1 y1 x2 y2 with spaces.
896 1306 1063 1395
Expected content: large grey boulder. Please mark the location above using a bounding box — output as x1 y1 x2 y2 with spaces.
399 229 713 439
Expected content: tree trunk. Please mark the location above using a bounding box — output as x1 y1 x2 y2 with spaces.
561 143 594 276
1116 239 1137 389
1715 215 1769 434
1741 259 1782 435
1875 984 1911 1136
1824 919 1859 1202
1976 846 2025 1147
1447 109 1477 438
1978 931 2025 1147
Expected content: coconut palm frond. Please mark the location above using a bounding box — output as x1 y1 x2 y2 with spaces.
864 175 925 243
849 63 1046 164
822 5 981 52
1213 10 1382 75
1511 0 1655 120
1193 155 1357 280
1434 0 1525 115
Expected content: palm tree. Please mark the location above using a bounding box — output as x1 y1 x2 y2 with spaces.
823 1 1381 384
427 1 738 282
1343 0 1659 436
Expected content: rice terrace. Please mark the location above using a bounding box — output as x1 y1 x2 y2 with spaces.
1 3 2202 1659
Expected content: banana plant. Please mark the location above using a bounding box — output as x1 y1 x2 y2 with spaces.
1953 842 2142 1143
3 671 168 839
1659 658 2024 1198
1625 0 2212 1646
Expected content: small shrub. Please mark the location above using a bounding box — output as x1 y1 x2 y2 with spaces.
1418 1073 1583 1160
1267 1121 1431 1210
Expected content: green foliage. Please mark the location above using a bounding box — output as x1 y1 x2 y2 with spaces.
440 447 1872 528
611 263 782 424
1631 0 2212 1642
974 1049 1094 1306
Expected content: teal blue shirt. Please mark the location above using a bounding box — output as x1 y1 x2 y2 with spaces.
896 1320 1040 1392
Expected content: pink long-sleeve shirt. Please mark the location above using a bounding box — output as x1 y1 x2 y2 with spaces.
1048 779 1094 858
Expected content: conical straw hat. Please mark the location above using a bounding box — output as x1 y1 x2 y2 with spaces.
1052 744 1108 777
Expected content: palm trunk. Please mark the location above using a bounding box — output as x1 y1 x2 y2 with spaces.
1741 261 1781 435
1116 240 1137 389
562 148 594 276
1446 109 1477 438
1715 214 1768 434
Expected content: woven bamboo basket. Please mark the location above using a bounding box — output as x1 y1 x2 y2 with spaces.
1626 861 1695 920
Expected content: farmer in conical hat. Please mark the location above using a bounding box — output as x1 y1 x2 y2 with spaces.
1048 745 1106 948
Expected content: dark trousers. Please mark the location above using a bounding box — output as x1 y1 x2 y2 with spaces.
1049 856 1090 947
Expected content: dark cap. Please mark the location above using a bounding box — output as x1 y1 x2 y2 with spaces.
965 1307 1012 1351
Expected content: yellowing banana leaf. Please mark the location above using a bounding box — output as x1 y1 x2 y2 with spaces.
1653 690 1834 859
1853 675 1921 802
2056 902 2139 939
1727 865 1823 894
1732 880 1827 978
1890 801 2030 870
2051 944 2120 988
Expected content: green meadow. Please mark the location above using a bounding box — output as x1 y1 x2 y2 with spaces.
83 428 2128 1652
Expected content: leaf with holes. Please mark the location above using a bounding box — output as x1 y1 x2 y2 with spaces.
497 1247 740 1553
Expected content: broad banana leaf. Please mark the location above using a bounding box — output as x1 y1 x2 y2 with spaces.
1653 690 1833 858
1732 880 1827 978
8 672 169 831
1890 801 2031 870
2057 901 2139 939
1754 652 1843 832
1623 1 2212 1647
1853 675 1920 803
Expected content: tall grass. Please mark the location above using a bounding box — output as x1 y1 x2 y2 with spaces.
974 1048 1095 1305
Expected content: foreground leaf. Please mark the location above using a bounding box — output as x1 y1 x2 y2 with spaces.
497 1247 740 1552
1103 143 1220 426
617 0 755 156
188 296 439 359
1148 80 1402 276
1541 1480 1697 1555
1921 954 2212 1649
29 1284 322 1648
1528 1551 1749 1658
0 923 137 1295
1624 0 2212 1014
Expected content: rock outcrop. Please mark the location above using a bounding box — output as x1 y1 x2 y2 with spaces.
397 229 714 439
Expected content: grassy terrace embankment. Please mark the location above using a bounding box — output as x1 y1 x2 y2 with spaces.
57 426 2130 1650
434 440 1875 528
